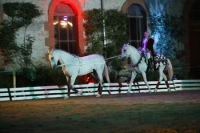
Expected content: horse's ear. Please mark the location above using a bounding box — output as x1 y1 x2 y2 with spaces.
48 48 53 55
124 43 128 47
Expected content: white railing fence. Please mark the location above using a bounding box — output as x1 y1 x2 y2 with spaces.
0 80 200 101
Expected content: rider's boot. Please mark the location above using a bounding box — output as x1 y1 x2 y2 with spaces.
165 81 170 92
155 81 160 92
72 88 78 93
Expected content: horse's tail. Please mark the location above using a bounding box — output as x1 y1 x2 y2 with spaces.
104 64 110 83
166 59 173 80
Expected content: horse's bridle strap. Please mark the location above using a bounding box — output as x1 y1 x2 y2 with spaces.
132 55 143 68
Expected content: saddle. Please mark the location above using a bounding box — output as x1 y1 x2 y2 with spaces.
146 55 156 72
138 50 154 72
138 38 168 71
154 55 168 65
147 38 154 53
147 38 161 71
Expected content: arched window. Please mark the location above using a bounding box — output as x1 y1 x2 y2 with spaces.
53 3 77 54
128 4 147 47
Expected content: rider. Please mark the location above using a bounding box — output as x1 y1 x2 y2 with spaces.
141 31 149 53
140 31 155 71
140 31 150 62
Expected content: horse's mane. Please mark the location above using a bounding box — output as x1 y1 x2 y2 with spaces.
126 44 138 51
54 49 79 58
123 43 141 58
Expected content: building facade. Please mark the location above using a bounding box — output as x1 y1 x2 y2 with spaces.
0 0 200 78
0 0 148 66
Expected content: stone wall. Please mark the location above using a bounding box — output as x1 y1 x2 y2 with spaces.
1 0 50 68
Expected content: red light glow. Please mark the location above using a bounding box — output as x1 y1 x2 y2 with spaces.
48 0 85 55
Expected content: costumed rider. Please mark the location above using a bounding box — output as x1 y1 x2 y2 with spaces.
139 31 155 71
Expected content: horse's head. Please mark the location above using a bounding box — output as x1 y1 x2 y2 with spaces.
121 43 131 60
48 49 57 69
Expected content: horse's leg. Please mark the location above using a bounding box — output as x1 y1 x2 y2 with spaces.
65 76 78 98
97 82 102 97
96 68 104 97
62 66 70 99
64 76 70 99
156 65 164 92
155 81 160 93
141 71 151 93
165 80 170 92
70 75 83 95
96 80 103 97
128 71 137 93
162 69 170 92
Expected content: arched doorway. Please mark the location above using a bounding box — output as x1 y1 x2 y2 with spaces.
54 3 77 53
48 0 85 55
188 0 200 78
127 4 147 47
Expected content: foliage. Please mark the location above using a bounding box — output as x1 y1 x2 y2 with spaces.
84 9 128 81
0 66 67 87
84 9 128 57
145 0 187 78
0 21 17 63
0 2 41 71
0 71 13 88
17 66 66 87
145 0 185 59
0 22 16 50
19 35 35 68
3 3 41 27
84 9 104 54
145 0 170 57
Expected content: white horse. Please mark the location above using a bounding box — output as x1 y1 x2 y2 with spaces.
48 49 111 98
121 43 173 92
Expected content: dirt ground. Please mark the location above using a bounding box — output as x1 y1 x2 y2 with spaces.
1 90 200 133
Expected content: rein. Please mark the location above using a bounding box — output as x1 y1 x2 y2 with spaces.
131 54 143 68
55 53 121 67
105 55 121 61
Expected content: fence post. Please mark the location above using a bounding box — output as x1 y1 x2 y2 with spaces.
13 71 16 97
7 88 12 101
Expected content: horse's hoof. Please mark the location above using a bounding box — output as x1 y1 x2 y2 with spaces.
64 96 69 99
96 94 101 97
78 90 83 96
127 91 131 94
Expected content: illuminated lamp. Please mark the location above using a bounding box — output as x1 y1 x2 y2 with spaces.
63 16 68 21
48 0 86 54
67 21 73 27
60 20 73 28
60 20 68 28
53 20 59 25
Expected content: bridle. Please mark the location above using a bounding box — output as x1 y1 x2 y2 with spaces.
131 55 143 68
123 45 143 68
